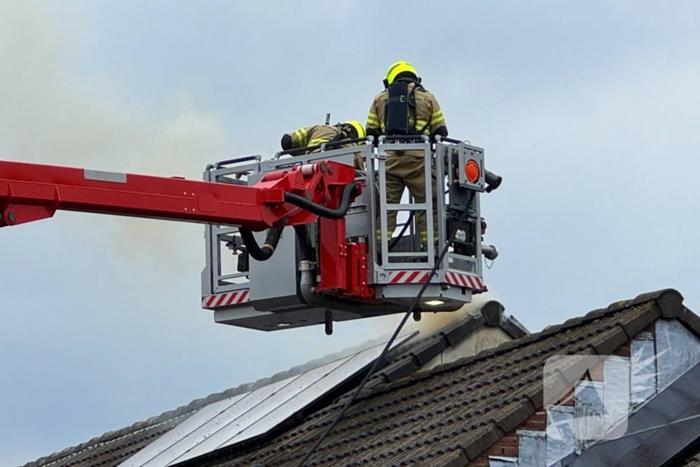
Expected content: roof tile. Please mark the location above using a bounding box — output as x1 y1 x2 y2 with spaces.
587 324 629 355
500 316 529 339
410 337 447 366
481 301 505 327
460 424 504 460
617 301 661 338
492 399 537 434
441 314 483 346
435 448 468 467
655 289 684 318
380 358 419 382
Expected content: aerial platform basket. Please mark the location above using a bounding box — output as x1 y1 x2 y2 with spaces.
201 137 497 333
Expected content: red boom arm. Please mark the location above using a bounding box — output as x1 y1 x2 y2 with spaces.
0 160 357 230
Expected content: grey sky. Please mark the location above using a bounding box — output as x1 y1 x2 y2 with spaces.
1 1 700 465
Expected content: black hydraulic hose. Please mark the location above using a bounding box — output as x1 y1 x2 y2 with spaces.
284 182 359 220
241 182 357 263
388 211 415 251
293 225 314 261
239 227 283 261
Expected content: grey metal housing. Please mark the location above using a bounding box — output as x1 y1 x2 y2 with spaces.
200 137 492 332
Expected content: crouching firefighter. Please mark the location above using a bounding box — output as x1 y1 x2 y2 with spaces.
366 61 448 251
280 121 366 170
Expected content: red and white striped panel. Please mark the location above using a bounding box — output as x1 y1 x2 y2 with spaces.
201 289 250 309
445 271 484 290
388 270 431 284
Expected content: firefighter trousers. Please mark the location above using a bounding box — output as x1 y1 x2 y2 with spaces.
379 153 438 248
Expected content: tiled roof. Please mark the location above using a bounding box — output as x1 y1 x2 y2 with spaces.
191 289 689 467
22 302 522 467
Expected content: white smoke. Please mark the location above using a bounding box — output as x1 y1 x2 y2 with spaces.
406 292 496 336
0 2 228 271
370 292 499 340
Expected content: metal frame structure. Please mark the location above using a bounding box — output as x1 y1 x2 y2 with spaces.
372 137 436 269
0 136 495 334
364 137 487 308
203 137 493 332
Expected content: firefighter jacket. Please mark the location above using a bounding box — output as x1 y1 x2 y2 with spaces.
366 83 447 138
284 124 365 170
286 124 341 150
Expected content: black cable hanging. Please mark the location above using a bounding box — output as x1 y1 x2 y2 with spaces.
296 195 474 467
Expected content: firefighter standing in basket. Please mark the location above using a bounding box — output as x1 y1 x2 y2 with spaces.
281 121 366 170
366 61 448 250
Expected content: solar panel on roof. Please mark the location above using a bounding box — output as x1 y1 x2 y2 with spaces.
120 335 414 467
121 378 291 467
219 351 373 449
173 354 355 463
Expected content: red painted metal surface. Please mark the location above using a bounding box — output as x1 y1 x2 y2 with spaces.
317 216 348 294
318 238 373 299
0 160 355 230
343 242 372 299
345 243 360 296
314 160 373 297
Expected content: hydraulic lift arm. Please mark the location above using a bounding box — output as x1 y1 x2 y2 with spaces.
0 160 359 230
0 141 498 334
